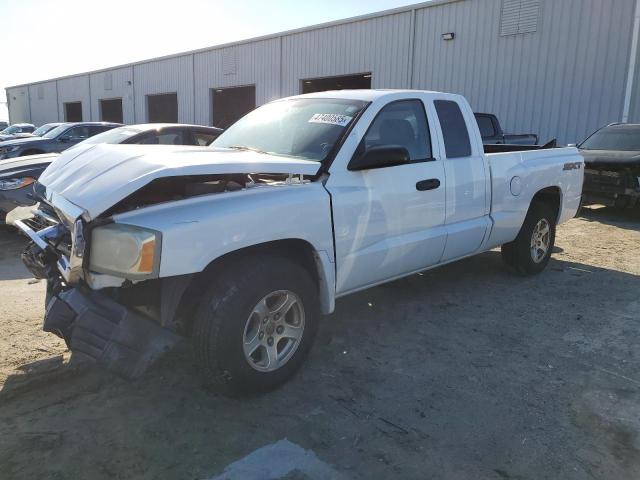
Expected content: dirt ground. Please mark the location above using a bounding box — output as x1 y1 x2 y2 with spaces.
0 207 639 480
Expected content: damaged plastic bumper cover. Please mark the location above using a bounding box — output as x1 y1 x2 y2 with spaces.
45 288 180 378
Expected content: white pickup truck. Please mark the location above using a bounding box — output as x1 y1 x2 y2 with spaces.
15 90 583 392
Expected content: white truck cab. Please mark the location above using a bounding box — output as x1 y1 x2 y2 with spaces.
16 90 583 392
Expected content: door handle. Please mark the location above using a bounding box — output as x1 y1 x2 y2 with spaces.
416 178 441 191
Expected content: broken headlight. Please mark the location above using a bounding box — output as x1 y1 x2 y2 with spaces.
89 224 161 280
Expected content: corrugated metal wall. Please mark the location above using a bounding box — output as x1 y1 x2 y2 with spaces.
57 76 91 121
6 87 30 124
133 55 194 123
412 0 636 143
90 67 135 124
282 11 413 95
27 81 58 126
194 38 281 125
6 0 638 144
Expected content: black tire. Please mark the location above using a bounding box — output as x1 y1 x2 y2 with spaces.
192 254 320 394
501 201 556 275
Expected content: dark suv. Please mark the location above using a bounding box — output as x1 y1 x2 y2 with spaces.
0 122 121 160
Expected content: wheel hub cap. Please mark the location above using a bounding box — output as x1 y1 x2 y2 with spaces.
242 290 305 372
530 218 551 264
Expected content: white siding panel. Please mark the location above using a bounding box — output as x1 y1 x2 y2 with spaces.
194 38 280 125
281 11 413 96
413 0 635 144
90 67 134 123
133 55 194 123
27 81 58 125
6 87 30 124
57 76 91 121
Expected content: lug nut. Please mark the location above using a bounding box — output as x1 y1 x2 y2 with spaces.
267 337 274 346
276 325 284 334
275 313 280 320
259 331 265 340
262 317 269 324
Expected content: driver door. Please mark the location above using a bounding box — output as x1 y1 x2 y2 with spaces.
326 98 447 295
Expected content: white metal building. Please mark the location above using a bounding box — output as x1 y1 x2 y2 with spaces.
6 0 640 144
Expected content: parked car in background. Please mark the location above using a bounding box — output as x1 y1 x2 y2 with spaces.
15 90 583 390
0 122 63 142
0 122 120 160
579 123 640 208
0 123 223 223
0 123 36 142
28 122 65 138
474 113 538 145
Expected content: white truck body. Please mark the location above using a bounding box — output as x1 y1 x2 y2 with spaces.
16 90 583 383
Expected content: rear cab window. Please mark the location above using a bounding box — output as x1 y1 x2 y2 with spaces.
434 100 472 158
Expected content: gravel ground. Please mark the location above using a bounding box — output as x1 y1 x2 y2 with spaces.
0 207 639 480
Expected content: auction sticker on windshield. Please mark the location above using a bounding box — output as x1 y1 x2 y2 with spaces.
308 113 353 127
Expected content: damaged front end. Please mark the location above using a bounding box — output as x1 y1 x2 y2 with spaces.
15 201 181 378
583 165 640 208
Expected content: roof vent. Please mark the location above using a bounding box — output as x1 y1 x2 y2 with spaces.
104 73 113 91
500 0 540 36
223 48 237 76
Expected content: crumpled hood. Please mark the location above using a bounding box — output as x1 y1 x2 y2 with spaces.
38 144 322 220
579 149 640 167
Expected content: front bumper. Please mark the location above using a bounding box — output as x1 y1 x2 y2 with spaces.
45 287 180 378
0 187 36 223
17 207 181 378
583 168 640 207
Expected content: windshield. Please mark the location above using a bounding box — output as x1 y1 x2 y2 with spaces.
212 98 368 162
75 126 143 145
580 125 640 151
1 125 21 134
32 124 57 136
43 124 70 139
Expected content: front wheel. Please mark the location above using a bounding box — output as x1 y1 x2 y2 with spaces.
501 202 556 275
192 255 320 393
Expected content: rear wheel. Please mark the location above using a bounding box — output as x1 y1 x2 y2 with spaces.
501 201 556 275
192 255 320 393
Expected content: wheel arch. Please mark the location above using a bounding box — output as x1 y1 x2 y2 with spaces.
174 239 335 335
530 186 562 224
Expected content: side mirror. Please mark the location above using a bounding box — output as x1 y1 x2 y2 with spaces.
348 145 410 171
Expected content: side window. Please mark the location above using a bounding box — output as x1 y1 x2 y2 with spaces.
136 130 183 145
435 100 472 158
475 115 496 138
63 126 90 140
88 126 112 137
192 131 218 146
361 99 432 164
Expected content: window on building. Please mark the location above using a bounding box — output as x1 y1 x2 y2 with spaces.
301 73 372 94
500 0 540 36
100 98 123 123
434 100 472 158
211 85 256 129
147 93 178 123
64 102 83 122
